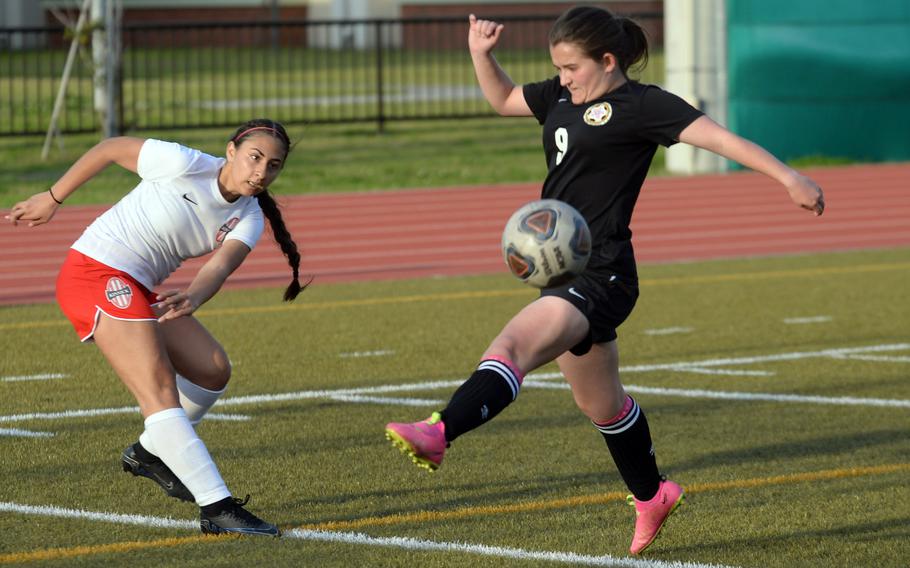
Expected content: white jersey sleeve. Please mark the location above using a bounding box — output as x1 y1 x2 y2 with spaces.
72 139 265 290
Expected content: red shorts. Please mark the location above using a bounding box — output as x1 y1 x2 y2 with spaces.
56 249 159 342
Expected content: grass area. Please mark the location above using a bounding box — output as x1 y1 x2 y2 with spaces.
1 248 909 567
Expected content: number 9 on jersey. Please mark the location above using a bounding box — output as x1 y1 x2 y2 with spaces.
501 199 591 289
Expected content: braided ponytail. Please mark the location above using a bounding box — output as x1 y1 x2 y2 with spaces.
256 190 306 301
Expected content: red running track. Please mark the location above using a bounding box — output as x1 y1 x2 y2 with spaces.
2 162 909 306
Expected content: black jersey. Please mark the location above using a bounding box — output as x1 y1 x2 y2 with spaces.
523 77 703 281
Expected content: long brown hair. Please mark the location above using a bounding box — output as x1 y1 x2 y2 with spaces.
230 119 306 301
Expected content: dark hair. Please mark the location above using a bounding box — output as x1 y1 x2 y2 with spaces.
548 6 649 76
230 118 291 160
231 119 306 301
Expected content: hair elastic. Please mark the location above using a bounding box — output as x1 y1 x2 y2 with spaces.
48 187 63 204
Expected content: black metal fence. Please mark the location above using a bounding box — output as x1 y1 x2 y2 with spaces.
0 15 661 136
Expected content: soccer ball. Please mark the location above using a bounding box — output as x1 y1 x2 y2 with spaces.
501 199 591 288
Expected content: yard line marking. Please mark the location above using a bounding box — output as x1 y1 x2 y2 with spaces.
2 343 908 425
285 529 734 568
217 380 465 408
339 350 395 358
0 382 467 424
525 381 910 409
644 327 693 336
203 413 251 421
328 395 445 406
827 354 910 363
2 373 67 382
0 405 139 423
527 343 910 376
618 343 910 372
0 407 249 424
3 260 909 332
525 343 910 379
0 502 196 530
663 367 774 377
0 428 54 438
2 463 907 565
783 316 832 324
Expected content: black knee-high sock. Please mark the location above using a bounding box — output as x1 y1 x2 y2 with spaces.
594 396 661 501
440 358 522 442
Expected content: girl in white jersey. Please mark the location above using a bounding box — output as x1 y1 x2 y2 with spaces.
6 119 303 536
385 7 825 555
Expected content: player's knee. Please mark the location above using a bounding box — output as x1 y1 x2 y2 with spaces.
210 351 232 389
193 348 231 390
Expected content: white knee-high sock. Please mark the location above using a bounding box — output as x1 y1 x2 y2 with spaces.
142 407 230 506
176 374 226 425
138 374 226 453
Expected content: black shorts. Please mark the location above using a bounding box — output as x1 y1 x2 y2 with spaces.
539 271 639 356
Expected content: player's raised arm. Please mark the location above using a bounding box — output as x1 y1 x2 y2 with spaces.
467 14 532 117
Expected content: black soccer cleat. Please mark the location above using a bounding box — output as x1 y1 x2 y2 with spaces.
199 495 280 536
121 443 195 503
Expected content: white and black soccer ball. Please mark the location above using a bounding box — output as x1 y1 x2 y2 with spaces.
501 199 592 288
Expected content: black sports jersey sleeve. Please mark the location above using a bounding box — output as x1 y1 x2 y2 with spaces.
523 77 563 125
636 85 704 146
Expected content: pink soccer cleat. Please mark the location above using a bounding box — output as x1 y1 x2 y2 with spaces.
385 412 447 472
628 478 685 554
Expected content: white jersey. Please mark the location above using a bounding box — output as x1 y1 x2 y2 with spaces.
72 139 264 291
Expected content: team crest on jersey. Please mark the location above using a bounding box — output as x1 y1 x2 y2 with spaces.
583 102 612 126
215 217 240 244
105 277 133 309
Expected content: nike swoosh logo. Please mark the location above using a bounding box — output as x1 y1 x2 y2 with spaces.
182 193 198 205
568 287 586 300
558 98 567 102
154 475 174 490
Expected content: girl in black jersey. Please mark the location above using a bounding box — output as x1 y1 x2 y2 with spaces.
386 6 825 555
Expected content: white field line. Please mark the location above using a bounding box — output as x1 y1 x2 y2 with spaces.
0 407 249 424
2 373 67 382
0 501 735 568
1 344 907 425
0 501 196 530
526 343 910 377
204 413 251 421
830 354 910 363
339 350 395 358
783 316 833 324
663 367 774 377
287 528 736 568
0 427 54 438
328 394 445 406
644 327 694 336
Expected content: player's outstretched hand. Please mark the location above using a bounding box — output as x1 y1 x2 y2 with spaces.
154 290 199 322
5 191 60 227
786 174 825 216
468 14 504 55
